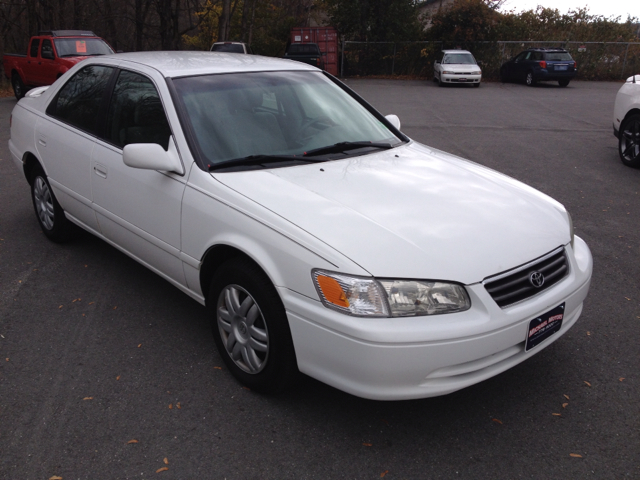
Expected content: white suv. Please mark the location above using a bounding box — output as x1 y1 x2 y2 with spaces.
613 74 640 167
433 50 482 87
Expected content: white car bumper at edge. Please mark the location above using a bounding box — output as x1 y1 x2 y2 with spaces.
282 236 592 400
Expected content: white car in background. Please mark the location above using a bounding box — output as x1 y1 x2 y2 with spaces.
613 74 640 168
434 50 482 87
9 52 591 400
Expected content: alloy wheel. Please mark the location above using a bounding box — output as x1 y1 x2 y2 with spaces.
33 176 55 230
620 117 640 166
217 284 269 374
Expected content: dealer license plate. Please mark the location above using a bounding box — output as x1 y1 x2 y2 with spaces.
556 65 568 71
525 303 565 351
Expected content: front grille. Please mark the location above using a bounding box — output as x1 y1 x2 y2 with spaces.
484 247 568 308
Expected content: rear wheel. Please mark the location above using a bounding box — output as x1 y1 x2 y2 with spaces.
619 114 640 168
12 72 26 99
30 164 73 242
558 79 570 87
207 257 298 393
526 72 536 86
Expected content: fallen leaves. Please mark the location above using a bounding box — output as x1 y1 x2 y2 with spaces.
584 381 592 387
5 358 8 362
552 413 561 416
492 418 503 424
127 439 139 444
213 366 222 370
176 402 181 409
116 375 121 381
156 467 168 473
562 403 568 408
49 476 63 480
163 458 169 465
362 443 372 447
624 297 631 301
619 377 625 382
138 344 142 348
83 397 93 401
380 470 389 477
564 394 570 400
570 453 583 458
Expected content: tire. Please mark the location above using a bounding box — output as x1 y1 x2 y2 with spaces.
207 257 298 393
558 79 570 87
526 71 536 86
30 164 74 242
12 72 26 99
618 114 640 168
437 76 445 87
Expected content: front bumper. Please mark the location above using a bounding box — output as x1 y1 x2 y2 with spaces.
440 73 481 84
282 236 592 400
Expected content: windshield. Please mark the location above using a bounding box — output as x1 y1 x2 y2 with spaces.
544 52 573 61
211 43 245 53
172 71 402 168
54 38 114 57
442 53 476 65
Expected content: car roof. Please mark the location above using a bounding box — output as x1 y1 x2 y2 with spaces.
100 51 316 77
526 48 568 52
442 50 473 54
213 41 245 45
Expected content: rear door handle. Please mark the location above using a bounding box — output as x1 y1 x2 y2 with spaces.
94 164 108 179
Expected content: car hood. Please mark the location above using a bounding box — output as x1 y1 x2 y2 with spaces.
213 143 570 284
440 64 479 72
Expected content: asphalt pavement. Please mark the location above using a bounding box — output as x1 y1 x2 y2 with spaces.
1 79 638 479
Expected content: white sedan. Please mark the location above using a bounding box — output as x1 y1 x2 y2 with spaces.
613 74 640 168
434 50 482 87
9 52 592 400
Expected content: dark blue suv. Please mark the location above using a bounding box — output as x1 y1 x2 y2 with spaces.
500 48 577 87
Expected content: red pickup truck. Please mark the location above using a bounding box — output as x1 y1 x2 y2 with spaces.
3 30 114 99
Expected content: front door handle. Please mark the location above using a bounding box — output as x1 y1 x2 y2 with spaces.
94 164 108 179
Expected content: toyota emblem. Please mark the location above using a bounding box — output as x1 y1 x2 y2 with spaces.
529 271 545 288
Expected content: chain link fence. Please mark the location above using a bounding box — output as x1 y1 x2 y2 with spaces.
340 41 640 80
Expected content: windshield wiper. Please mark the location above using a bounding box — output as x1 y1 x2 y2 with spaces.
208 154 325 171
303 141 394 157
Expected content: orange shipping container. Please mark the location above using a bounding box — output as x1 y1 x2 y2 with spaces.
290 27 339 76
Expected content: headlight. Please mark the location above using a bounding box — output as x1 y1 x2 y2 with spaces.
442 70 453 74
568 211 574 249
312 270 471 318
472 71 482 75
313 270 389 317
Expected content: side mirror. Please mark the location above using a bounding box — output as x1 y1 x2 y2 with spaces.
385 114 401 131
123 137 184 175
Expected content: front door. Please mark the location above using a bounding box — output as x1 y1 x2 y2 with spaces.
90 68 187 285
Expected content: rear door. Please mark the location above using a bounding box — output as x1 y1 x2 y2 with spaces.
37 64 116 232
22 38 41 85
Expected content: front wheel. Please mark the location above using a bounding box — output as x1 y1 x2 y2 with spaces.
525 72 536 86
619 114 640 168
207 257 298 393
30 165 73 242
12 72 26 99
558 79 570 87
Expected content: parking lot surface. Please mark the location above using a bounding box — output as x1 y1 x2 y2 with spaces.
1 79 639 479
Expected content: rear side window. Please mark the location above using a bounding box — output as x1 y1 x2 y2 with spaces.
105 70 171 150
29 39 40 57
544 52 573 61
47 65 114 134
